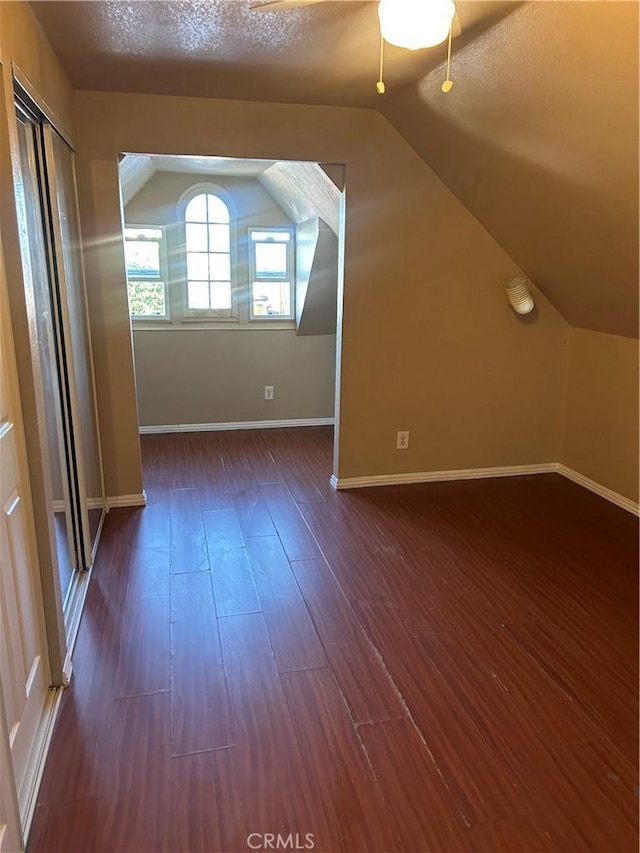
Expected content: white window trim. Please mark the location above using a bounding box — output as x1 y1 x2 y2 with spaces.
248 226 295 322
125 224 170 321
132 321 297 332
127 185 297 331
178 183 237 321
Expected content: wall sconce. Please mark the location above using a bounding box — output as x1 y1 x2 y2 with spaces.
505 277 535 315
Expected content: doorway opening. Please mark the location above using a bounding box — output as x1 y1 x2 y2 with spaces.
117 152 345 485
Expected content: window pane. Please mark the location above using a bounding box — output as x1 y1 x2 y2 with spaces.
255 241 287 279
210 281 231 310
207 195 230 224
252 281 291 317
209 253 231 281
187 252 209 281
250 231 290 243
188 281 210 309
209 224 229 252
125 240 160 278
128 279 165 316
185 194 208 223
186 223 208 252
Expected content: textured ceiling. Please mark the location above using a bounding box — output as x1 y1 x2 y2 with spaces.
30 0 639 337
29 0 517 107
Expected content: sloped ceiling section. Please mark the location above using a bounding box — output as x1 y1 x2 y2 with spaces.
381 1 639 338
258 162 340 236
119 154 156 205
259 163 340 335
119 153 275 203
119 155 339 231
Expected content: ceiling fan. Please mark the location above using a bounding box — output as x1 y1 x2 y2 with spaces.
250 0 461 93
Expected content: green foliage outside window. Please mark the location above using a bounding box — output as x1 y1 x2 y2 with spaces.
128 279 166 316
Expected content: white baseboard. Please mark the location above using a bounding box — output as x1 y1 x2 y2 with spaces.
106 490 147 508
555 465 639 516
86 497 106 510
330 463 639 516
139 418 334 434
53 497 105 512
332 463 556 490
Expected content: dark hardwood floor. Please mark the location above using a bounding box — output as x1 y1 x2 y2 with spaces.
28 427 639 852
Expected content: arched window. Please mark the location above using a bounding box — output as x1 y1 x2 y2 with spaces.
184 192 232 314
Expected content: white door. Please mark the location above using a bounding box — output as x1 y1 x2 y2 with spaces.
0 231 51 842
0 680 22 853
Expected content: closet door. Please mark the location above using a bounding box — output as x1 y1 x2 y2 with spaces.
13 104 80 615
11 91 106 666
43 126 105 564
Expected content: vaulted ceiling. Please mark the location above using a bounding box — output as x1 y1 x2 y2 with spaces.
30 0 639 337
381 1 639 338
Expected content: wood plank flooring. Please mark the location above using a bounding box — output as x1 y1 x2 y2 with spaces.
28 427 639 853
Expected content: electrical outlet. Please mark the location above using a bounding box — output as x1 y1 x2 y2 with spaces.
264 385 274 400
396 430 410 450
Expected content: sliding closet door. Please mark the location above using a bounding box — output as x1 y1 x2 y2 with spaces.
14 105 79 610
12 90 106 664
43 127 105 564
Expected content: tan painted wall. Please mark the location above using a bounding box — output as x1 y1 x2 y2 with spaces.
0 1 74 135
134 330 336 427
74 90 569 493
125 171 335 426
0 0 75 313
125 170 291 230
562 330 639 503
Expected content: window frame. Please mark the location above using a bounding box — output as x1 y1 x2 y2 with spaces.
126 183 297 331
248 226 295 322
124 224 170 321
179 184 237 322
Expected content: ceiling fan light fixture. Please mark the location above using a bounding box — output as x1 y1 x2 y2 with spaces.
378 0 456 50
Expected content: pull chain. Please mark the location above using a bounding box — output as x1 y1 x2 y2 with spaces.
376 33 386 94
442 22 453 92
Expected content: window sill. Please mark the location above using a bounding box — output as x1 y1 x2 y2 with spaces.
132 320 297 332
